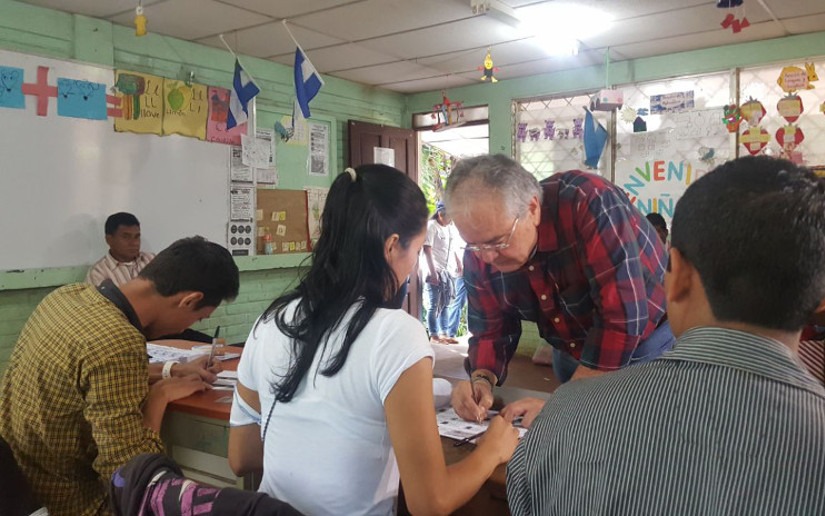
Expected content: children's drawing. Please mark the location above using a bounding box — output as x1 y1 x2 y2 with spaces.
206 86 246 145
0 66 25 109
56 78 107 120
162 78 207 140
114 70 163 135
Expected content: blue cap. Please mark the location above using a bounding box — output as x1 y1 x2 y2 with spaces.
436 200 446 212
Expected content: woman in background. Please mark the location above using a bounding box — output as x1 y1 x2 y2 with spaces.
228 164 519 516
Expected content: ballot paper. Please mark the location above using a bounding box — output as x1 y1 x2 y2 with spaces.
436 407 527 444
146 343 207 364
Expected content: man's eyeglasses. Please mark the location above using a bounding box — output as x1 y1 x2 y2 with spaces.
465 217 519 253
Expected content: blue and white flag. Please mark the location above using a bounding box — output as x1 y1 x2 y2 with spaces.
583 108 608 169
294 47 324 119
227 59 260 130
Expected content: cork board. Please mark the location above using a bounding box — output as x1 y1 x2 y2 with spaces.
255 188 311 254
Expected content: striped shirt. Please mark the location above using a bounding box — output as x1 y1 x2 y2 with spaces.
799 340 824 385
0 283 164 516
85 251 155 287
464 171 667 381
507 327 825 515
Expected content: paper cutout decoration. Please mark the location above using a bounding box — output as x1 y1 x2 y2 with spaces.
632 116 647 133
0 66 25 109
740 98 765 126
431 90 464 131
698 146 716 166
21 66 57 116
162 79 207 139
722 104 742 133
650 90 694 114
776 124 804 151
56 78 107 120
583 109 608 168
206 86 246 145
776 65 814 92
777 94 803 123
740 126 770 155
114 70 163 135
620 105 637 124
720 13 749 33
479 50 499 83
135 5 147 36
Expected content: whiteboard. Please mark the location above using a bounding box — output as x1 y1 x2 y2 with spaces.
0 49 229 270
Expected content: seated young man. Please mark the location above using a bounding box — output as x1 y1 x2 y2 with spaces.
0 236 239 516
506 156 825 515
86 212 155 287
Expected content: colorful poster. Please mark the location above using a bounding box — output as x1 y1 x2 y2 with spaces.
0 66 25 109
206 86 246 145
56 78 107 120
114 70 163 135
162 79 207 140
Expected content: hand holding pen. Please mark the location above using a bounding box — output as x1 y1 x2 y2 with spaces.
207 326 221 368
451 373 496 423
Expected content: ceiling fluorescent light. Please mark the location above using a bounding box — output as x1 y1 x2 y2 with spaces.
518 3 612 56
471 0 522 28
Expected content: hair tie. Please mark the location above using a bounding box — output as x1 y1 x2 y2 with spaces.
345 167 357 182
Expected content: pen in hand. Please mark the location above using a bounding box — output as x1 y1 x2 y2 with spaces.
207 326 221 368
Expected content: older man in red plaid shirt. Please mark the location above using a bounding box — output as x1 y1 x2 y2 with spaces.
447 154 674 424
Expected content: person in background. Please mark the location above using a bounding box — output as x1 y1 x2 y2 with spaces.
445 224 467 340
645 212 669 245
228 165 519 516
422 201 459 344
507 156 825 515
0 236 240 516
87 212 155 287
446 154 672 425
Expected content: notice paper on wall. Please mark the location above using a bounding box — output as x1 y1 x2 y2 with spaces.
230 185 254 221
230 146 252 182
308 121 329 176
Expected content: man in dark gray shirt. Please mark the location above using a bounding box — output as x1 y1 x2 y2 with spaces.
507 156 825 515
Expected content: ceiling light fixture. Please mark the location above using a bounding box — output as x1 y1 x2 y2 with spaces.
517 3 613 56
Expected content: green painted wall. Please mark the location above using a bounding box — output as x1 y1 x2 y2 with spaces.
0 1 404 371
3 0 825 372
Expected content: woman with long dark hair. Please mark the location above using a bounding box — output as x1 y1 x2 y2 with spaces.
228 165 519 515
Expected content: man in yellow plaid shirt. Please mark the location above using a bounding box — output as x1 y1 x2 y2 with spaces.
0 236 239 516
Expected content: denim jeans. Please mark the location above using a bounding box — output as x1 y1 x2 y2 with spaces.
552 320 675 383
423 281 449 337
445 276 466 337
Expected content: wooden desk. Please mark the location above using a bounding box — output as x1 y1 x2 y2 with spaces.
158 342 256 489
160 342 553 514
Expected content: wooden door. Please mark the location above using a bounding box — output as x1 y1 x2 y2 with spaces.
347 120 421 320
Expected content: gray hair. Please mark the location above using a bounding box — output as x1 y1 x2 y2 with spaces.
445 154 543 219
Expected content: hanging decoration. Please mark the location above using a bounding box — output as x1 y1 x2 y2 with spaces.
739 97 766 125
776 64 817 92
478 49 499 83
717 0 749 33
722 104 742 133
777 94 804 123
776 124 805 152
740 126 770 156
134 1 147 37
431 90 464 131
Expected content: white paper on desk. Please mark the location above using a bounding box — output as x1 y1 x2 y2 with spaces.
214 352 240 361
218 370 238 379
146 343 207 364
436 407 527 444
213 378 237 387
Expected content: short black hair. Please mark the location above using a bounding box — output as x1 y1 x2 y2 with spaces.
645 212 667 230
671 156 825 330
139 236 240 308
105 212 140 235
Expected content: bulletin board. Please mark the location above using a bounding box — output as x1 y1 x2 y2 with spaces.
255 189 310 254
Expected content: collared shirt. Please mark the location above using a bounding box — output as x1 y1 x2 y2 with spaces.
85 251 155 287
507 327 825 516
0 283 164 516
464 171 667 381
